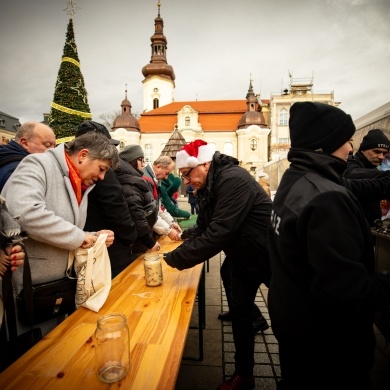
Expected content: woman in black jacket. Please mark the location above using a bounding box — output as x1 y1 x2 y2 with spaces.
116 145 159 257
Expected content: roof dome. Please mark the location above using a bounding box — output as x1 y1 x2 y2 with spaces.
112 91 140 132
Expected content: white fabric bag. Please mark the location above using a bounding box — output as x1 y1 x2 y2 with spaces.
67 233 111 312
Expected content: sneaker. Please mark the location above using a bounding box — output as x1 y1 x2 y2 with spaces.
253 316 269 334
216 374 255 390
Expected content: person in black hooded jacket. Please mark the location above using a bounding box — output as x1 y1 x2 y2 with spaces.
268 102 390 390
164 140 272 390
344 128 390 226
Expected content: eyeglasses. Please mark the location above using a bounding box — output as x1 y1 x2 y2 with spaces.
137 158 145 164
181 168 194 181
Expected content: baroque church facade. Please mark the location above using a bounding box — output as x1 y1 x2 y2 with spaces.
110 4 338 183
110 3 272 171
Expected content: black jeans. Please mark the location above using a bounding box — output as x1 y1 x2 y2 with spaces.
220 255 264 376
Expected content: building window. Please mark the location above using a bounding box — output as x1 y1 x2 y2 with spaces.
278 138 289 144
153 98 159 109
279 108 288 125
250 138 257 151
185 116 190 126
145 144 153 164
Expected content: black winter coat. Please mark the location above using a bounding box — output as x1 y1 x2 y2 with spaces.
115 159 158 252
165 152 272 284
268 149 390 380
84 168 137 270
344 151 390 226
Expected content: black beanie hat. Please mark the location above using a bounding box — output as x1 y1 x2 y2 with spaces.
289 102 356 154
119 145 144 163
358 129 390 152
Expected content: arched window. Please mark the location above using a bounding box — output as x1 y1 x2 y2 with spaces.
250 138 257 151
279 108 288 125
145 144 153 164
153 98 159 109
185 116 190 126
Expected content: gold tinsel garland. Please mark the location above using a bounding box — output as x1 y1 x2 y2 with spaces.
62 56 80 67
51 102 92 118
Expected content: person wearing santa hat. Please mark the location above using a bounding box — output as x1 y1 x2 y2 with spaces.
163 139 272 390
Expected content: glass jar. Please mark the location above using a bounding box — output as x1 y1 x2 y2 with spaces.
143 253 163 286
94 313 130 383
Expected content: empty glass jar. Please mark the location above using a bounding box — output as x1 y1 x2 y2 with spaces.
94 313 130 383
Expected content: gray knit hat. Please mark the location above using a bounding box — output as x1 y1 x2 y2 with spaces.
119 145 144 163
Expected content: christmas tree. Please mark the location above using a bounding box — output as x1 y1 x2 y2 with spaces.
48 16 91 141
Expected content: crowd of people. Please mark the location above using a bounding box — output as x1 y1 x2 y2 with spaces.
1 108 390 389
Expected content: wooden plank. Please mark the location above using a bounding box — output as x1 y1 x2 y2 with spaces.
0 237 202 390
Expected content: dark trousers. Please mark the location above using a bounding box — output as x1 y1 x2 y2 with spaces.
189 202 199 215
220 255 264 376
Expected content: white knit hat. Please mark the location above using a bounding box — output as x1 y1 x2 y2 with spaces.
176 140 214 169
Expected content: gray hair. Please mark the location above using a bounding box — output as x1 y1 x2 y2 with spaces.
65 132 119 169
153 155 174 169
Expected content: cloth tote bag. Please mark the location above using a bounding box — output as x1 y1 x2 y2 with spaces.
67 233 111 312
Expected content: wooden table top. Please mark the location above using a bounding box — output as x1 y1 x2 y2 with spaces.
0 236 203 389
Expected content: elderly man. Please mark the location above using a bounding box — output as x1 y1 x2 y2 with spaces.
0 121 56 191
142 155 182 242
344 128 390 226
163 140 272 390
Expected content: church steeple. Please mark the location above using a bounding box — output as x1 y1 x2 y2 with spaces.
142 2 175 112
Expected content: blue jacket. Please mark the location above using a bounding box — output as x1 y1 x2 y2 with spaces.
0 140 28 191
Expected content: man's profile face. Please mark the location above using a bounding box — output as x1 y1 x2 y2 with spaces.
154 163 173 180
361 148 388 166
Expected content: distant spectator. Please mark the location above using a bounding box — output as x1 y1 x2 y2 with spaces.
186 184 199 215
0 122 56 191
257 172 271 198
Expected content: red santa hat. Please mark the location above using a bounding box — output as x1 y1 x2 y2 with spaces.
176 140 214 169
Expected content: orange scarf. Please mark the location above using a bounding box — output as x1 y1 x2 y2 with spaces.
65 152 82 205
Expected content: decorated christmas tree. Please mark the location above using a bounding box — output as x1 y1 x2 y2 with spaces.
48 11 92 141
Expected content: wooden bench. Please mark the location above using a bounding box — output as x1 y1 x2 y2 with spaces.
0 236 203 389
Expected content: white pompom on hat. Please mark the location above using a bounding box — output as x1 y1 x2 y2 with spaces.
176 139 215 169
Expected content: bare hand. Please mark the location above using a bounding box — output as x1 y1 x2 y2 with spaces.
168 228 181 241
146 242 161 252
171 222 182 234
96 230 115 247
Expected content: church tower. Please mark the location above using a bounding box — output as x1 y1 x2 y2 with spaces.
142 2 175 112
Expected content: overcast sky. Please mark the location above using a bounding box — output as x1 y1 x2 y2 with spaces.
1 0 389 125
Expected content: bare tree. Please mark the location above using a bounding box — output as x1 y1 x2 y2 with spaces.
98 110 121 130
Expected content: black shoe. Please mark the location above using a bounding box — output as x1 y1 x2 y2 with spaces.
253 316 269 334
218 311 232 321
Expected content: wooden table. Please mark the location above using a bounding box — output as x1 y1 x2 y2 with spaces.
0 236 204 389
